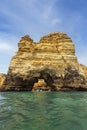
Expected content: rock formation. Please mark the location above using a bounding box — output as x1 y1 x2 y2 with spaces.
32 79 51 91
1 32 87 91
0 74 6 89
79 64 87 80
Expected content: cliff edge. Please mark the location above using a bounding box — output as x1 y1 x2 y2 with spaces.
1 32 87 91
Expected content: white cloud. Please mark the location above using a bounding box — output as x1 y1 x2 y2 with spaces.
0 42 15 51
0 0 87 74
41 5 53 21
78 54 87 66
39 0 61 26
0 0 62 37
0 34 18 73
52 18 61 25
0 33 18 55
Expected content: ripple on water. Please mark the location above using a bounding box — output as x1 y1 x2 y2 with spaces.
0 92 87 130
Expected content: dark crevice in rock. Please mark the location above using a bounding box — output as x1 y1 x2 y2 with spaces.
2 67 87 91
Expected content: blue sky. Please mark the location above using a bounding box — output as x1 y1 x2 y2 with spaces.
0 0 87 73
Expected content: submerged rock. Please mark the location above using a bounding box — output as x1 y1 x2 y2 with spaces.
1 32 87 91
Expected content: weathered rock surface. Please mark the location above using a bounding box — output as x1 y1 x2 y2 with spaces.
32 79 51 91
1 32 87 91
0 74 6 89
80 64 87 80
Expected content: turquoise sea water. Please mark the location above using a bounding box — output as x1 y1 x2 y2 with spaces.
0 92 87 130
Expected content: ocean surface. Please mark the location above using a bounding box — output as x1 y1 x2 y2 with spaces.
0 92 87 130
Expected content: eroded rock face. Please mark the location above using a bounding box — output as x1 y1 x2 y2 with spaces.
79 64 87 80
2 32 87 91
32 79 51 91
0 74 6 90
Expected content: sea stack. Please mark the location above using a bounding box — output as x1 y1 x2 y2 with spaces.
1 32 87 91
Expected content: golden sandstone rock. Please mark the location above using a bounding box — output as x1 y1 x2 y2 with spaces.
80 64 87 80
32 79 51 91
0 74 6 88
1 32 87 91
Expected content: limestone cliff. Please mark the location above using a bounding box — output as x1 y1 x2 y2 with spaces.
2 32 87 91
0 74 6 89
79 64 87 80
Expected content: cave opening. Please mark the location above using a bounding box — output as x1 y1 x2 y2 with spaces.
16 69 57 91
31 69 56 91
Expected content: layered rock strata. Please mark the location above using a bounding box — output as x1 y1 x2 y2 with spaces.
2 32 87 91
